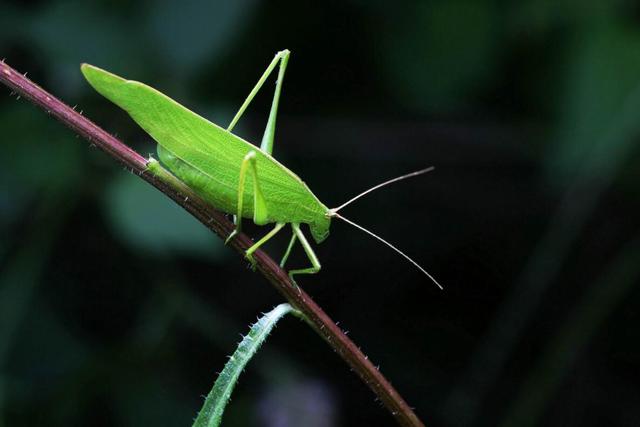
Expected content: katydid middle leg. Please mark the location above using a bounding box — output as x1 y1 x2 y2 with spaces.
226 50 290 156
225 150 268 244
245 222 286 266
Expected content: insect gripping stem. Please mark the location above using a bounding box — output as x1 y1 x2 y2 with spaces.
329 167 443 289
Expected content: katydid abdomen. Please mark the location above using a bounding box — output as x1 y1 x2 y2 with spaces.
157 143 327 230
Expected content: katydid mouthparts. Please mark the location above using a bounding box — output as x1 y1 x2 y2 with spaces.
81 50 442 289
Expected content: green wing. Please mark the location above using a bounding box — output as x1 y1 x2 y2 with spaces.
81 64 329 230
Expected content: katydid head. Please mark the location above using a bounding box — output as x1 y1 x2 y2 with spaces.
310 213 331 244
326 167 443 289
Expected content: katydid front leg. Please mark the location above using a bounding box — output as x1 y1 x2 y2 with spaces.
280 232 298 268
287 223 321 281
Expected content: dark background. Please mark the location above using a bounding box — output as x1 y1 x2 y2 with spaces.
2 1 640 426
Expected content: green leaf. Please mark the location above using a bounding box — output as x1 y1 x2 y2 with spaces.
193 303 297 427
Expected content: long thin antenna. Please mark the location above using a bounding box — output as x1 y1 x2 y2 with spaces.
332 166 434 213
331 212 443 290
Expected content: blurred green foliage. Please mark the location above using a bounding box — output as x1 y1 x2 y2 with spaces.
104 174 224 258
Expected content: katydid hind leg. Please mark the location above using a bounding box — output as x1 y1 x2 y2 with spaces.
287 223 321 281
227 50 290 148
260 50 289 155
245 222 286 267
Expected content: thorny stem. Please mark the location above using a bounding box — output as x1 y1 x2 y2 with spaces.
0 61 426 427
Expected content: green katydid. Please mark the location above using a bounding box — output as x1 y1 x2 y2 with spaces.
81 50 442 289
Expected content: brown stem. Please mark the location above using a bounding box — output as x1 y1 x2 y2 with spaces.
0 60 426 427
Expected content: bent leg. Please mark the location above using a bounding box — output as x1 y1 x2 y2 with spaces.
227 49 290 156
287 223 321 281
225 150 267 243
280 230 298 268
260 50 289 155
245 222 286 266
